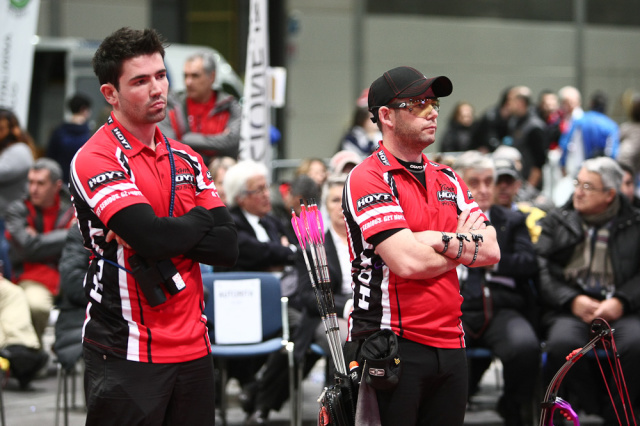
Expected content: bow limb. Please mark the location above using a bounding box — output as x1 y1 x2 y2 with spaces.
539 318 612 426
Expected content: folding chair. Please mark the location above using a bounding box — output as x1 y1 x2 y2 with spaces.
202 272 295 426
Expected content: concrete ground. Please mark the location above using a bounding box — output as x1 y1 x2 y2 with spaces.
0 356 606 426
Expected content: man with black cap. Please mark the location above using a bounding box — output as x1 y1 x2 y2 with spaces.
342 66 501 425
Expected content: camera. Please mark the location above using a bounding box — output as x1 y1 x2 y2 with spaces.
128 254 185 307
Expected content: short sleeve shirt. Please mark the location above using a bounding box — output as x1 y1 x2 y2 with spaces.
69 112 223 363
342 143 487 348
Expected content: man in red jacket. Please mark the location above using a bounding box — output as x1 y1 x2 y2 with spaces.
5 158 75 344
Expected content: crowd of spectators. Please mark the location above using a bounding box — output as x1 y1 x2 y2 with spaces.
1 67 640 426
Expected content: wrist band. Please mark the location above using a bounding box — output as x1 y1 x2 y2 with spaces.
455 233 470 259
468 233 484 265
439 232 452 254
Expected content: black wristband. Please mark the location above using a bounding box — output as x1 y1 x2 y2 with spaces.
468 233 484 266
439 232 452 254
455 233 470 260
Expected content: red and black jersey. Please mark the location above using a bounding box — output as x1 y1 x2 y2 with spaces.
342 142 487 349
69 113 224 363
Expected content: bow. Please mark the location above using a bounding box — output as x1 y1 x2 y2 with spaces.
539 318 637 426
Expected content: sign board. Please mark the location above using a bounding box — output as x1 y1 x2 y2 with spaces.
213 278 262 344
0 0 41 127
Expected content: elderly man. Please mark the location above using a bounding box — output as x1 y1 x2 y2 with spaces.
453 151 540 426
160 51 241 164
536 156 640 423
5 158 75 343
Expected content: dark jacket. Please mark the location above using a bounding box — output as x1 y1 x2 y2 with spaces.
53 225 89 370
223 206 296 272
535 194 640 314
293 230 351 361
461 205 539 331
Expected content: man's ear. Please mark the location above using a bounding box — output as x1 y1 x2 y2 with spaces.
378 106 394 130
100 83 118 107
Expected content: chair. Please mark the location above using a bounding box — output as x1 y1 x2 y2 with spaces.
202 272 295 426
52 337 84 426
295 343 328 426
54 355 84 426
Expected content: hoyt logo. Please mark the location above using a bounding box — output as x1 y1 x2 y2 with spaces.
437 183 457 204
88 171 126 191
357 193 393 211
176 173 195 186
112 128 132 150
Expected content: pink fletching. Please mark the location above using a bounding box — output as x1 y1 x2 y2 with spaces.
291 213 306 248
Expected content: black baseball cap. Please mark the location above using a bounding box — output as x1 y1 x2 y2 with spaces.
368 66 453 123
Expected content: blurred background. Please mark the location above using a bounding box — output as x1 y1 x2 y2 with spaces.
22 0 640 165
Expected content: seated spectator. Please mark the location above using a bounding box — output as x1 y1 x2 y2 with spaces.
219 160 298 396
492 156 548 243
535 157 640 423
53 225 89 372
295 157 327 187
440 101 476 152
208 156 236 205
453 152 540 426
222 160 297 273
0 274 48 390
328 150 361 177
246 174 352 424
46 93 92 184
5 158 75 344
0 108 35 281
492 145 554 212
619 161 640 208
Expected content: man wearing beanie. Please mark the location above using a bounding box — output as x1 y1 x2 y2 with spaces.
342 66 500 425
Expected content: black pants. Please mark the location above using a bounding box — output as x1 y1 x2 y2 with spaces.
543 313 640 423
376 337 468 426
84 348 216 426
465 308 540 420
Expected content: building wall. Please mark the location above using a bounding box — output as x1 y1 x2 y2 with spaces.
37 0 149 39
33 1 640 161
285 6 640 159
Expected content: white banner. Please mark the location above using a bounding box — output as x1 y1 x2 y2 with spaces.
239 0 271 168
0 0 41 127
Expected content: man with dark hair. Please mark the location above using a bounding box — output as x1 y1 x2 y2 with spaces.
68 27 238 425
343 66 500 425
160 51 241 164
47 93 92 183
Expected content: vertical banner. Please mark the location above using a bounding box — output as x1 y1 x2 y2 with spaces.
239 0 271 168
0 0 41 127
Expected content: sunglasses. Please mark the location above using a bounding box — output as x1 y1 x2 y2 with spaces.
386 97 440 117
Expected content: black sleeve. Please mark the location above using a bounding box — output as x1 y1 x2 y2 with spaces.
368 228 403 247
107 203 214 260
184 207 238 267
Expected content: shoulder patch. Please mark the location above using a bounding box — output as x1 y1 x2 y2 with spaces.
357 192 393 212
88 170 127 191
